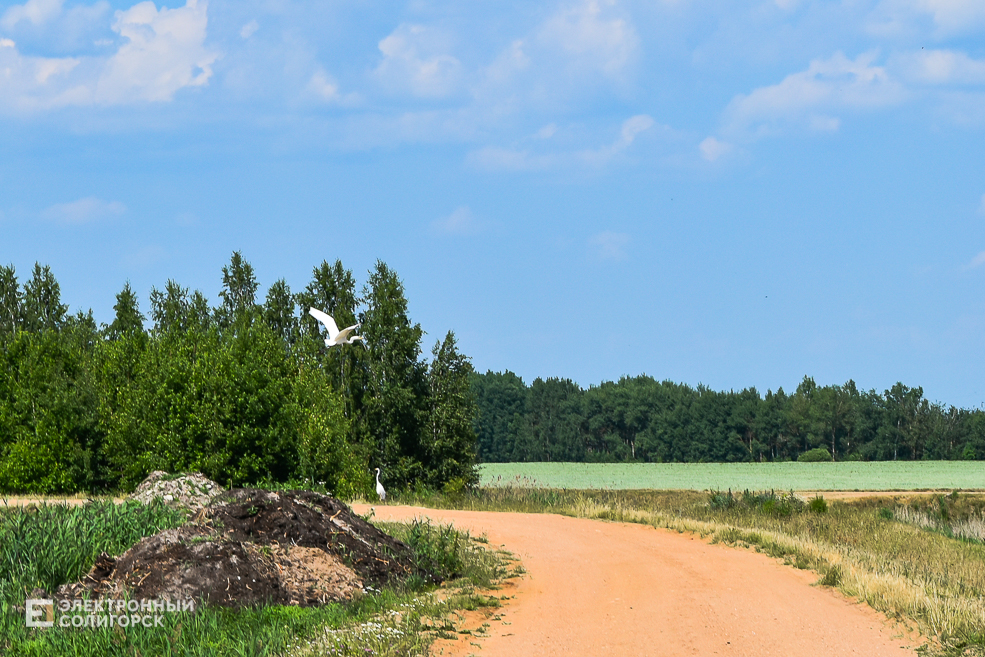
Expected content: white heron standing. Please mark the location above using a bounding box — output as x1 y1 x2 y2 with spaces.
308 307 366 348
375 468 386 502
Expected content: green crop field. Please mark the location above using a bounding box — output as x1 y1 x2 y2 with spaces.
478 461 985 491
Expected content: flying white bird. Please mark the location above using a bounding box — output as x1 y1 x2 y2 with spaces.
375 468 386 502
308 307 365 348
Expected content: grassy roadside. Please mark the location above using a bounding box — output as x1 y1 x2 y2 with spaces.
0 501 517 657
392 486 985 656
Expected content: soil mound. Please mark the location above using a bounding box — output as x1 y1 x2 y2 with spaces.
129 471 223 512
203 488 423 586
59 489 427 608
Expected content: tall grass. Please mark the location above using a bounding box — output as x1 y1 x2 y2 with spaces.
0 500 188 602
0 503 512 657
404 486 985 655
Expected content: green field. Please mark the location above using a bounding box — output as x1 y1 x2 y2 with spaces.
479 461 985 491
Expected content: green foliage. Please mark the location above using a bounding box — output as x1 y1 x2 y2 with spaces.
473 371 985 465
709 490 737 510
0 500 186 601
0 323 104 494
0 505 509 657
361 261 428 489
707 489 804 517
216 251 259 328
424 332 479 489
0 264 21 339
404 518 468 583
21 264 67 333
0 256 476 495
103 282 144 341
798 447 833 462
819 564 842 587
381 518 507 591
471 369 527 462
103 320 356 490
808 495 828 514
442 477 468 497
261 278 297 345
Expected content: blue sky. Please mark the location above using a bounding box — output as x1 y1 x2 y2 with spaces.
2 0 985 407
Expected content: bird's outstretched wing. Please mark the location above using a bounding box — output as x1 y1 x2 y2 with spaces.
336 323 361 342
308 307 340 339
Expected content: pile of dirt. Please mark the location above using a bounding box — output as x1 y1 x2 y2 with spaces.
58 488 430 608
128 471 223 512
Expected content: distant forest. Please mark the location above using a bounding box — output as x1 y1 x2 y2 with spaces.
472 372 985 464
0 255 476 495
3 255 983 495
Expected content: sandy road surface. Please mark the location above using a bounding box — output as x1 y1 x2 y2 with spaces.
355 504 919 657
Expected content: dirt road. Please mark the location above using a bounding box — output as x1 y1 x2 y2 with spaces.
355 504 918 657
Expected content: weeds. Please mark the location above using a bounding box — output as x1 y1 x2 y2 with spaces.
0 501 514 657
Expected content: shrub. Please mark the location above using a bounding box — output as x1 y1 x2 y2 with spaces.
741 489 803 517
808 495 828 514
819 564 841 587
709 490 737 510
708 489 803 517
798 447 833 462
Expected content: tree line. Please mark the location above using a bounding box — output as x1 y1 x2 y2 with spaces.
0 255 478 495
472 372 985 463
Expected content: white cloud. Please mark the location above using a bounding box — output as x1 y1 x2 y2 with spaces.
579 113 653 164
483 39 529 87
96 0 217 103
122 244 165 268
1 0 64 30
306 67 353 104
40 196 125 224
809 115 841 131
724 51 907 137
471 0 640 114
469 114 655 171
309 70 338 100
589 231 629 261
374 24 463 98
699 136 731 162
537 0 639 79
239 19 258 39
467 146 556 172
868 0 985 38
432 206 481 236
968 250 985 269
892 49 985 85
912 0 985 34
0 0 218 112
